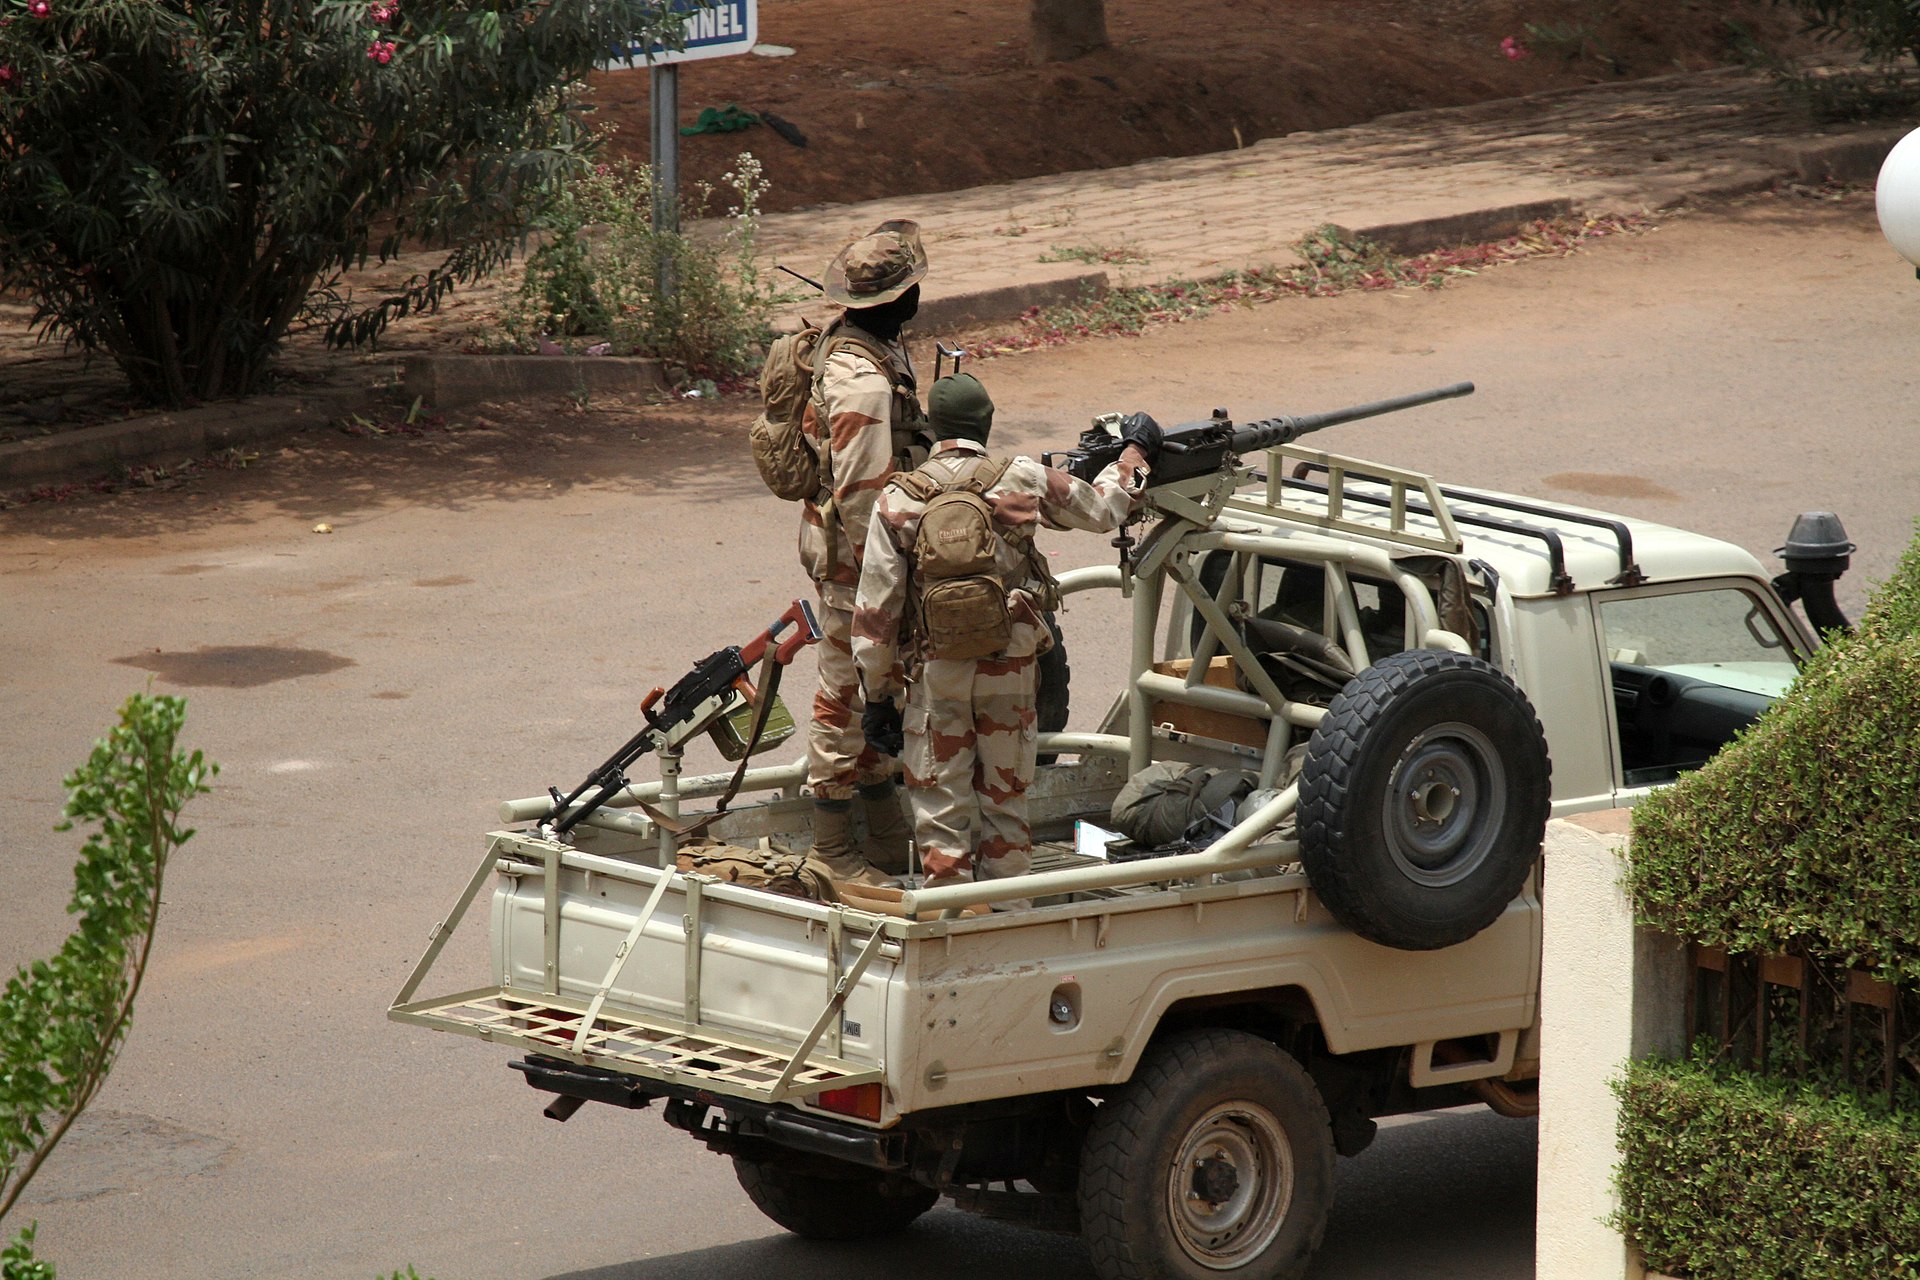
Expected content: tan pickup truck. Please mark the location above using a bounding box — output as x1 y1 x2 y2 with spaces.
393 388 1848 1280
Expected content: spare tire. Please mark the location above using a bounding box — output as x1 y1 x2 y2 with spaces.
1297 649 1550 951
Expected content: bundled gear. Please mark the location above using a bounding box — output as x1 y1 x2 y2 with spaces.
674 841 840 903
1110 761 1258 850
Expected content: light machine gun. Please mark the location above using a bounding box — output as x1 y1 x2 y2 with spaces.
1043 381 1477 487
541 599 822 838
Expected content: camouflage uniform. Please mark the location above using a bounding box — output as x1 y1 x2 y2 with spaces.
853 438 1149 885
797 322 926 801
798 220 931 807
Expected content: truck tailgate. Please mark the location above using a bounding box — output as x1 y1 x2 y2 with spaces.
390 833 899 1106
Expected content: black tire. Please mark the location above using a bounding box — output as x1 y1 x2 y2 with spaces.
1036 611 1071 764
1297 649 1551 952
732 1154 938 1241
1079 1029 1334 1280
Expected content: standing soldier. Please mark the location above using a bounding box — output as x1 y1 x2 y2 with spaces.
799 219 933 886
852 373 1162 903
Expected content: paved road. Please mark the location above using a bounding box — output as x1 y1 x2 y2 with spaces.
2 196 1914 1280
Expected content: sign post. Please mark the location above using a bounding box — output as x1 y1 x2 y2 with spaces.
607 1 761 302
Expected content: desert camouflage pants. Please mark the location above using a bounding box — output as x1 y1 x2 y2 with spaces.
806 594 892 802
902 652 1037 882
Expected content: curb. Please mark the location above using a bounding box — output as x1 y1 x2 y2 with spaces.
398 353 670 409
1339 197 1580 256
0 382 368 490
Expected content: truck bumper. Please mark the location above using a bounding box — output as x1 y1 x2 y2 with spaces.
511 1054 911 1172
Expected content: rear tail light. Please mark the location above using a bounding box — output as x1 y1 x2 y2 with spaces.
814 1082 883 1121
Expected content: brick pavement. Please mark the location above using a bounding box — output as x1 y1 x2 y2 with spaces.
754 67 1851 321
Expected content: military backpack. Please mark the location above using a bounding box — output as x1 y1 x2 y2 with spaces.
748 318 913 503
889 455 1021 660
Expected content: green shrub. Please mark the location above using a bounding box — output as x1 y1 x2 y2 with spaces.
0 0 714 407
1627 522 1920 985
1614 1055 1920 1280
0 694 216 1266
498 152 781 377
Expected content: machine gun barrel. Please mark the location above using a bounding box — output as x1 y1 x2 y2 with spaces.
1226 380 1475 455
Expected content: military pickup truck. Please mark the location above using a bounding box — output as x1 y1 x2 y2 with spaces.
392 382 1852 1280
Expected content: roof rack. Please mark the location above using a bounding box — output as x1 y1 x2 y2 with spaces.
1240 449 1644 594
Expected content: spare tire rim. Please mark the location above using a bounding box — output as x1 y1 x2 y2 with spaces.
1383 721 1505 888
1165 1101 1292 1270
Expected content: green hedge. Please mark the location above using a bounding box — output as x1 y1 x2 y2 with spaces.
1626 523 1920 986
1614 1056 1920 1280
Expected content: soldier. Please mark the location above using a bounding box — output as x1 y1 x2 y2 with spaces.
799 219 934 886
852 373 1162 903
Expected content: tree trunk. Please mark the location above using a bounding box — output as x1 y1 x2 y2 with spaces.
1029 0 1109 64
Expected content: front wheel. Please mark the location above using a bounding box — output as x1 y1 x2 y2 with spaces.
1079 1029 1334 1280
733 1154 938 1240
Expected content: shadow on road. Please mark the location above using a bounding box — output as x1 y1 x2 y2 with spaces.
3 396 766 543
548 1108 1537 1280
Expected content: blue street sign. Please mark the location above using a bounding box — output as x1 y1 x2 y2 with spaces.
607 0 759 69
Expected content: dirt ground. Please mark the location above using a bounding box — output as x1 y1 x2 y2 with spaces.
593 0 1807 213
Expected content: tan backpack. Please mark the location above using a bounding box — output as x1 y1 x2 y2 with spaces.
675 841 841 903
749 319 908 503
890 456 1018 660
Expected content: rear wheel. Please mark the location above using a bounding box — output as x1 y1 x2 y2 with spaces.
733 1154 938 1240
1079 1029 1334 1280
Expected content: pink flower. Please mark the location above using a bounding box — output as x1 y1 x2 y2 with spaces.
366 38 395 63
27 0 50 16
367 2 397 23
1501 35 1529 60
0 64 12 85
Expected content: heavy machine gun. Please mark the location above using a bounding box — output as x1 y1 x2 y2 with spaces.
1043 380 1476 487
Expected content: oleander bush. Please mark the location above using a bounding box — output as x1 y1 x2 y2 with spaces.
1627 521 1920 986
0 0 713 407
1615 1055 1920 1280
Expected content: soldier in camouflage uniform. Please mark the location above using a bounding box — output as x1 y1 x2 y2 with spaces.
799 219 934 886
852 374 1162 901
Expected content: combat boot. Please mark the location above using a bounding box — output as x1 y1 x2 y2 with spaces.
857 780 914 875
810 798 893 888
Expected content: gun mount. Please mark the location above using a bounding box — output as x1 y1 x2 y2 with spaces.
1043 381 1476 488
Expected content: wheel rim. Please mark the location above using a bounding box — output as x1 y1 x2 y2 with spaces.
1382 721 1506 888
1165 1101 1293 1270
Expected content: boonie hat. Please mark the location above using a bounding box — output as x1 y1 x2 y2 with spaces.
823 218 929 308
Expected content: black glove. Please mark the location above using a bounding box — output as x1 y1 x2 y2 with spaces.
1119 411 1163 461
862 697 905 757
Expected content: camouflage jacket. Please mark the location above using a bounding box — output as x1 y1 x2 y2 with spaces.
796 319 927 609
852 439 1150 699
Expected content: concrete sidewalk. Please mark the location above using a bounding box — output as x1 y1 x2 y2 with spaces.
1 66 1905 487
756 67 1899 328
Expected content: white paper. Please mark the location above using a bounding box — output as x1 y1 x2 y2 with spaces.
1074 819 1121 861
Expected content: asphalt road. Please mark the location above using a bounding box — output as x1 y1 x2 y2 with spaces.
2 195 1914 1280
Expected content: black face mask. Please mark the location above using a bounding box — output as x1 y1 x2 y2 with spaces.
848 283 920 340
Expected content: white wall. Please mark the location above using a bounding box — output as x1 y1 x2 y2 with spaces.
1535 810 1689 1280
